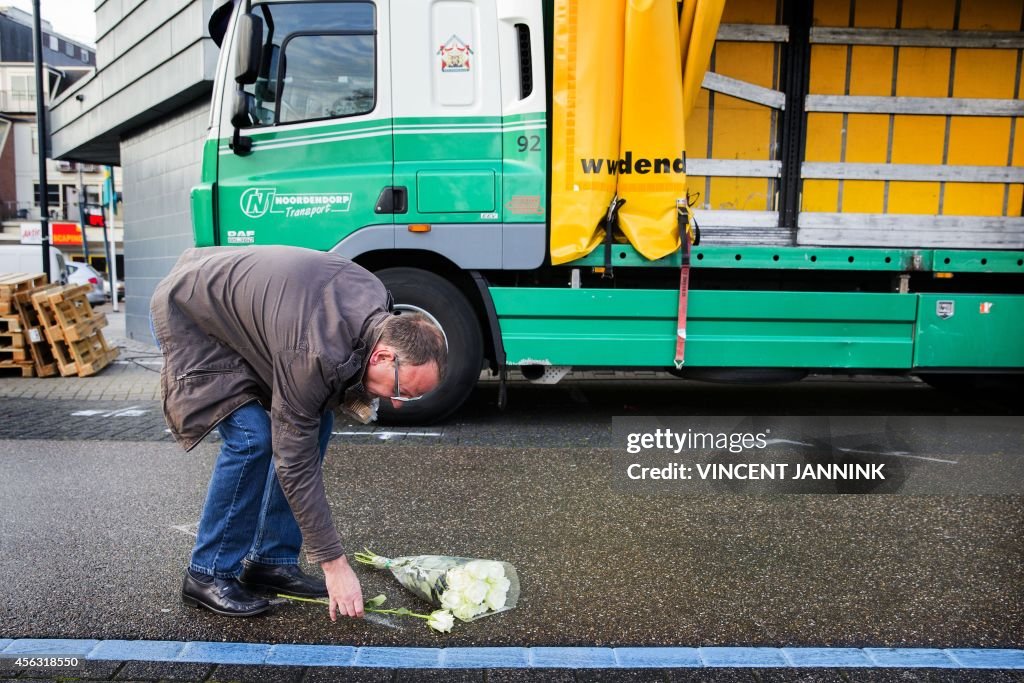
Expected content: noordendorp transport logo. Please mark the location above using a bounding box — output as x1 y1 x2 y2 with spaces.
240 187 352 219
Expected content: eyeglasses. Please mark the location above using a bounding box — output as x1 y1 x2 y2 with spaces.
390 356 422 402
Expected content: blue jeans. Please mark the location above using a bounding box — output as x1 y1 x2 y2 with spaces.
189 401 335 578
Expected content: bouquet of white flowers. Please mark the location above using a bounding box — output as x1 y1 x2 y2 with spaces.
354 549 520 622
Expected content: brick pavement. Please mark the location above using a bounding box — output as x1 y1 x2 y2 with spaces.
0 317 163 402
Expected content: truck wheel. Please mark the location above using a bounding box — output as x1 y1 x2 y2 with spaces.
373 267 484 425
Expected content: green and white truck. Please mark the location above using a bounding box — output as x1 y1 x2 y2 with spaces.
195 0 1024 423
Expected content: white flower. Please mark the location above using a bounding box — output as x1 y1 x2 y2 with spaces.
440 588 462 611
464 579 488 604
451 600 484 621
440 584 489 622
441 562 511 616
426 609 454 633
466 560 505 581
485 579 510 610
445 567 471 591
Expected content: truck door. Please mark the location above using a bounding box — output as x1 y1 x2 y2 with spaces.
216 1 393 251
390 0 503 243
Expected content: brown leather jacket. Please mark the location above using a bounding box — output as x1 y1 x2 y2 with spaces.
150 246 389 563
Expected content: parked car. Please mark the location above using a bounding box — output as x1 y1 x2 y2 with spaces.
0 244 68 284
103 276 125 301
66 261 107 305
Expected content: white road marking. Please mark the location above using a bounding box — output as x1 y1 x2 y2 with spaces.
363 613 403 630
836 447 959 464
169 522 199 538
766 438 958 464
72 406 149 417
332 430 442 440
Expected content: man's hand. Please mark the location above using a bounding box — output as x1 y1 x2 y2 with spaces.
320 555 364 621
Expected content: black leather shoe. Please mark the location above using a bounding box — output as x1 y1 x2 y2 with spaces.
239 559 328 598
181 572 273 617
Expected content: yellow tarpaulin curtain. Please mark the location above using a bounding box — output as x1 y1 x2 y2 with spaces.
617 0 687 261
549 0 725 264
549 0 626 266
682 0 725 121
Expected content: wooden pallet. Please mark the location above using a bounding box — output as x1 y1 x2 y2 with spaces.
0 315 23 335
44 285 108 342
0 361 35 377
0 330 25 347
31 288 79 376
0 273 48 316
66 333 119 377
30 283 117 377
0 320 33 375
12 286 59 377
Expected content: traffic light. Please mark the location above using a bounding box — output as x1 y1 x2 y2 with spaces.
84 206 105 228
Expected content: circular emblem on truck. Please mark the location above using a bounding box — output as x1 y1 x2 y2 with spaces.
239 187 277 219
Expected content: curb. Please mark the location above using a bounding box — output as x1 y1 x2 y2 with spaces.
2 639 1023 669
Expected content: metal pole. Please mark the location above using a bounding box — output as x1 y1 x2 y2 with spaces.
107 165 118 312
31 0 51 282
99 179 112 301
77 165 91 262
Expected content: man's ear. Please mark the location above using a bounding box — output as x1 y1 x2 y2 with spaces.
369 345 394 364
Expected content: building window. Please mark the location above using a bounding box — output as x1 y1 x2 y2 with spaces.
10 74 35 109
81 50 90 63
65 41 75 57
33 183 60 208
48 35 58 51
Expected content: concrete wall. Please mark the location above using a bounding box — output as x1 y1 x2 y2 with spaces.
49 0 217 164
46 0 221 340
120 98 210 342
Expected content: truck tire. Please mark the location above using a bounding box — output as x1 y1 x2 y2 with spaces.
373 267 484 425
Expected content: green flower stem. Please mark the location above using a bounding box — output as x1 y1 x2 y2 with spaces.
367 608 431 620
277 594 431 619
278 594 329 606
353 549 388 568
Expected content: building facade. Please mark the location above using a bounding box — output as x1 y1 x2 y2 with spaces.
49 0 216 340
0 6 123 277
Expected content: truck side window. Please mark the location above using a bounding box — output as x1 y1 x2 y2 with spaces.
277 33 375 123
243 1 375 127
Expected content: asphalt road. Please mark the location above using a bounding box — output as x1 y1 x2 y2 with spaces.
0 375 1021 657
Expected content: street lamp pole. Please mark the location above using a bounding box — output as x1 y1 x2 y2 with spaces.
31 0 51 282
77 165 91 263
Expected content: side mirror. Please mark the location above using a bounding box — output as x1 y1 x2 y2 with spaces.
234 13 264 85
230 90 256 154
231 90 255 130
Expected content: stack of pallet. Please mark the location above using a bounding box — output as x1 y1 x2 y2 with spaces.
0 273 49 377
0 273 118 378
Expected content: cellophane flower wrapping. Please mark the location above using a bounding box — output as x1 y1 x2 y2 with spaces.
361 553 520 622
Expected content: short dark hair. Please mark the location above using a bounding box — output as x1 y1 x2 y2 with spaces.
378 311 447 381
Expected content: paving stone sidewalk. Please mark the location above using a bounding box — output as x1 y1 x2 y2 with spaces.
0 328 163 401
